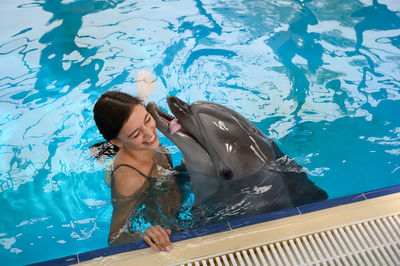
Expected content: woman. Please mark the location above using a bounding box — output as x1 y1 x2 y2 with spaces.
93 91 182 252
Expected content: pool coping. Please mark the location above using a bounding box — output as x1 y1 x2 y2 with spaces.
28 184 400 265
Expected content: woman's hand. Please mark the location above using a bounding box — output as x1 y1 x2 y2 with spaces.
143 225 172 252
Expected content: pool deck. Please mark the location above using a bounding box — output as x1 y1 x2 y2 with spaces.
72 185 400 265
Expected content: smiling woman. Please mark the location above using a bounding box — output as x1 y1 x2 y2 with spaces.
2 0 400 264
92 91 183 252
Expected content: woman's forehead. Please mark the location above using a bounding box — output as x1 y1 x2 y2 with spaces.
131 104 146 116
121 104 147 132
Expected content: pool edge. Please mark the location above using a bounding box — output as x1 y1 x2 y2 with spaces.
28 184 400 265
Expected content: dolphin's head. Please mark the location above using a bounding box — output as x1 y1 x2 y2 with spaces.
147 96 278 181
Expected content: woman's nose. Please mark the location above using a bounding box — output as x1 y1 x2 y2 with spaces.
143 124 154 137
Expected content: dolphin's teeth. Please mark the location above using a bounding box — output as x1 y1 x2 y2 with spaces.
151 103 192 137
153 105 175 128
161 117 169 127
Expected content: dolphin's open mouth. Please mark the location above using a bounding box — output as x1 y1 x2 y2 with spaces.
147 103 193 137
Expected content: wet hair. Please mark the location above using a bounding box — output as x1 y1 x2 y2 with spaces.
93 91 143 141
91 91 143 161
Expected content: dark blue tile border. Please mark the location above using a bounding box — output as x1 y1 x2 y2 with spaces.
170 222 230 242
78 240 148 263
30 183 400 265
27 255 78 266
298 193 365 214
229 207 300 229
364 184 400 199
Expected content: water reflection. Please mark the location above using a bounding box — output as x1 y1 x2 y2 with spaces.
1 0 400 264
1 1 126 263
325 79 350 114
154 0 237 96
346 0 400 104
267 0 323 115
278 98 400 199
350 0 400 54
14 0 131 185
24 0 125 105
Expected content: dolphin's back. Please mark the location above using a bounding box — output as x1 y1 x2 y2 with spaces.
267 142 329 205
190 155 328 225
274 157 329 206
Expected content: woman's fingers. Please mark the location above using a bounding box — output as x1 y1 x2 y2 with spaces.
145 225 172 251
155 225 170 248
145 226 163 248
143 235 158 251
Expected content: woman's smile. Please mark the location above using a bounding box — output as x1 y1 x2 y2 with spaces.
143 131 158 145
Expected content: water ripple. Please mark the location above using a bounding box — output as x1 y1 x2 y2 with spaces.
1 0 400 264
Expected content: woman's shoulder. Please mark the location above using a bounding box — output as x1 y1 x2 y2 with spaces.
113 165 147 197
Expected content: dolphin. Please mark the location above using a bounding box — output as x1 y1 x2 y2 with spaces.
147 96 328 222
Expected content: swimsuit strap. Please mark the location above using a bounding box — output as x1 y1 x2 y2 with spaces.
113 164 152 179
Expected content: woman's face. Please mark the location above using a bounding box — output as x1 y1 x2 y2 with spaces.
113 104 159 151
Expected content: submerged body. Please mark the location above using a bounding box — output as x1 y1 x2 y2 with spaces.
93 88 180 251
147 96 328 223
108 146 182 245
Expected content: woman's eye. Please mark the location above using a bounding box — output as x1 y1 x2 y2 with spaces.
145 117 151 123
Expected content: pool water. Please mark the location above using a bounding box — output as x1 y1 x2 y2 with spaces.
1 0 400 264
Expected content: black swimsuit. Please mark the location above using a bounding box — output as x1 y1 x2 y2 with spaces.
108 147 182 245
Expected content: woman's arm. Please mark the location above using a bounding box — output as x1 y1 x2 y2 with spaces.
108 204 172 251
108 166 172 251
108 225 142 245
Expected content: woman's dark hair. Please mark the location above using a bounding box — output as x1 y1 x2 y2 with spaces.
91 91 143 162
93 91 143 141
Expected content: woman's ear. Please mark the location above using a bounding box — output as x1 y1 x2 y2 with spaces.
109 139 122 149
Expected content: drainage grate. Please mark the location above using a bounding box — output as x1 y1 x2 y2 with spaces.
177 213 400 266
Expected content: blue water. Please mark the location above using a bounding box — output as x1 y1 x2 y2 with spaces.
1 0 400 264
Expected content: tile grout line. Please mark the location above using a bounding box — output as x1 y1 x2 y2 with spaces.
361 192 367 200
227 222 232 231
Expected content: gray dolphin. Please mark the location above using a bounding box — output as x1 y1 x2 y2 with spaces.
147 96 327 222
